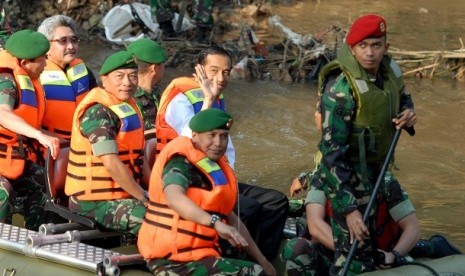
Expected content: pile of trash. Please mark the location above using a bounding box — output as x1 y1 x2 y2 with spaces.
96 2 342 83
4 0 344 83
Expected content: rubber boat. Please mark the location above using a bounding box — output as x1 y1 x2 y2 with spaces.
0 143 462 275
1 217 464 276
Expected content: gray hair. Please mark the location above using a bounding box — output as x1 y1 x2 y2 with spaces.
37 15 78 39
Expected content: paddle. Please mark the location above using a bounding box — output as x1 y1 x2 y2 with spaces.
341 127 403 276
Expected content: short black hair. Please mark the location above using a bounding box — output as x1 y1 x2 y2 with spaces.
197 45 233 67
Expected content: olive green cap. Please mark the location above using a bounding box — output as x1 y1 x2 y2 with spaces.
128 38 167 64
5 29 50 60
99 50 137 75
189 109 233 133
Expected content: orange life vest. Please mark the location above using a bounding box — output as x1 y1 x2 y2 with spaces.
138 136 237 261
65 87 144 201
324 198 400 251
155 77 225 156
0 50 45 179
40 58 91 139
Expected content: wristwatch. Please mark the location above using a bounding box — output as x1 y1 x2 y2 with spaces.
140 190 149 206
209 214 221 228
391 250 404 266
298 172 308 189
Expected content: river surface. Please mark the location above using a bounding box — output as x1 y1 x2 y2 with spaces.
81 0 465 251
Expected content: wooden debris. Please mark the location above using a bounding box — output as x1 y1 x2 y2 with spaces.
6 0 465 82
390 47 465 80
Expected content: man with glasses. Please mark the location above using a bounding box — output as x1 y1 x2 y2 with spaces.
38 15 97 140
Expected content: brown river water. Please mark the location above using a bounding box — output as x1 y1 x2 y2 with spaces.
80 0 465 251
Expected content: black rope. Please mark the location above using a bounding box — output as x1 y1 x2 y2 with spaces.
401 261 440 276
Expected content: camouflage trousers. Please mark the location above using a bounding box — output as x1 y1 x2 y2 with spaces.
149 0 213 27
0 161 47 230
281 237 332 276
146 256 264 275
326 171 407 275
69 196 146 235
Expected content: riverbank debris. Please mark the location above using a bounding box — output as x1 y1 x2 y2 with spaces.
5 0 465 82
390 42 465 81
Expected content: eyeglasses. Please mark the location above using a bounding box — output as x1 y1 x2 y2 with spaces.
49 36 80 46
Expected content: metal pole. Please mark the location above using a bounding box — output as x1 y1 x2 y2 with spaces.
341 128 402 275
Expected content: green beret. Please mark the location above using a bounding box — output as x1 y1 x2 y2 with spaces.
189 109 233 133
5 29 49 60
128 38 167 64
99 50 137 75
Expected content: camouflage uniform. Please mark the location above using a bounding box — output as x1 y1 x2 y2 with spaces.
149 0 214 27
67 103 145 235
144 155 263 275
147 256 264 275
315 51 414 275
133 86 160 131
0 0 12 47
282 172 415 275
0 73 48 230
281 237 332 276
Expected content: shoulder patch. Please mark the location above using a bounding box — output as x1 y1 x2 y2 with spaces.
355 79 369 94
390 59 403 78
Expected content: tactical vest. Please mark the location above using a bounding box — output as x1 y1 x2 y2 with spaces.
319 44 404 167
0 50 45 179
138 136 237 261
65 87 144 200
40 58 91 139
155 77 225 155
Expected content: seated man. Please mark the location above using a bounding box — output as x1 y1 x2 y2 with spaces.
283 171 421 275
65 50 148 234
38 14 98 140
0 30 60 230
285 172 463 275
138 109 276 275
127 38 167 136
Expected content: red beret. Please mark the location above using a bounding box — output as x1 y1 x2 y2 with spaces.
346 14 387 46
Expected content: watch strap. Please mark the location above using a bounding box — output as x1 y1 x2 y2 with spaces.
209 214 221 228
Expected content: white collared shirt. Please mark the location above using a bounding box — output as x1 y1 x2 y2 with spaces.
165 93 236 169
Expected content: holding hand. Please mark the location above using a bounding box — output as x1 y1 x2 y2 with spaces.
346 209 369 243
392 108 416 130
290 177 305 197
36 131 60 160
213 220 248 248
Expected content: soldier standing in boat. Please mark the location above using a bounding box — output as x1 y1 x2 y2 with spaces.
311 14 417 274
0 30 60 230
